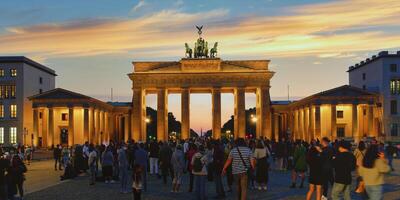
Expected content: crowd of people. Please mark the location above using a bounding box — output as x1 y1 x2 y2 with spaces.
0 136 398 200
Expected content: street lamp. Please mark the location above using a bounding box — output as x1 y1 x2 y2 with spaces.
250 114 257 123
145 117 151 123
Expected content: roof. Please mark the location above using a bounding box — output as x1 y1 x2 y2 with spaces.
271 100 292 105
28 88 92 100
0 56 57 76
347 51 400 72
107 102 132 107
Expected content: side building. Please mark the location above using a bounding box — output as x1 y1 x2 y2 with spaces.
0 56 56 146
348 51 400 141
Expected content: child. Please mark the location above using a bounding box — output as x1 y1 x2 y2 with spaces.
132 164 143 200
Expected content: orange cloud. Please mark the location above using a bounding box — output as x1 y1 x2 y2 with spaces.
0 0 399 59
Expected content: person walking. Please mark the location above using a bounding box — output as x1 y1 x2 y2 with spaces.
306 145 324 200
186 143 197 192
171 144 185 193
8 155 27 200
191 145 209 200
358 144 391 200
222 138 255 200
254 140 269 191
354 141 366 194
331 141 356 200
149 141 160 176
53 144 62 170
213 140 226 198
321 137 334 200
88 144 97 185
385 142 397 171
135 143 148 192
118 144 129 193
290 141 307 188
159 142 172 185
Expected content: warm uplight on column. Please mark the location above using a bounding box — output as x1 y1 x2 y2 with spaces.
251 114 257 123
145 117 151 123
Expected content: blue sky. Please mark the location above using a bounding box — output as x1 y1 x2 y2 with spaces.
1 0 400 132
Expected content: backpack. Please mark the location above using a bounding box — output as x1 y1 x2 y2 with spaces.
193 154 204 172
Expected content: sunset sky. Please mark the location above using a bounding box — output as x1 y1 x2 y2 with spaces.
1 0 400 133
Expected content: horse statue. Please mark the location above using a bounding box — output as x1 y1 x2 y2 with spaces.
185 43 192 58
194 37 209 58
210 42 218 58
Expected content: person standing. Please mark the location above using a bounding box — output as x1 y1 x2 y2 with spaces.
135 143 148 192
191 145 209 200
88 144 97 185
321 137 334 200
254 140 269 191
149 141 160 176
8 155 27 200
354 141 366 194
385 142 397 171
359 144 391 200
159 142 172 185
213 141 226 198
171 144 185 193
118 144 129 193
62 146 70 169
24 146 32 165
53 144 62 170
0 148 10 199
132 164 143 200
306 145 324 200
186 143 197 192
331 141 356 200
290 141 307 188
102 146 114 184
222 138 255 200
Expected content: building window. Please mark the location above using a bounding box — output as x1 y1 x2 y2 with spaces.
0 127 3 144
10 127 17 144
39 112 43 119
362 73 366 80
315 107 320 121
0 104 3 118
363 108 366 116
337 127 345 138
61 113 68 121
337 110 344 118
390 64 397 72
10 104 17 118
0 69 4 77
39 77 43 84
39 89 42 94
0 86 3 99
391 123 398 136
391 100 397 115
10 69 17 77
390 80 400 95
10 85 16 98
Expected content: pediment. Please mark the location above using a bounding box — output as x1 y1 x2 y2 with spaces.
316 85 375 97
29 88 91 100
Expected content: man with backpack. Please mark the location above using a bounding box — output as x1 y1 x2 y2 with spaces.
222 138 255 200
191 145 209 200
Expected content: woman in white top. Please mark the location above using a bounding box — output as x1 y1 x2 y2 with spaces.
254 140 270 190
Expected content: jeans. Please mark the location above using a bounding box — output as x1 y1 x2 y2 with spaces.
141 167 147 192
331 183 351 200
214 172 225 197
120 167 129 192
236 173 248 200
365 185 383 200
149 157 159 174
387 156 393 170
189 172 194 192
90 165 96 184
194 175 207 200
322 170 334 197
54 157 62 169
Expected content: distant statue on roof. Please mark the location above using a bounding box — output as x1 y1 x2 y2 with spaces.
210 42 218 58
185 25 218 59
185 43 193 58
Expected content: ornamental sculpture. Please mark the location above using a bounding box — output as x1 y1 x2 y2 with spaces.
184 25 218 58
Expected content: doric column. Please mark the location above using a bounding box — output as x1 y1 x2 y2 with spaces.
368 104 374 136
256 86 271 139
273 114 279 141
331 104 337 140
157 88 168 141
33 108 39 147
303 108 307 141
315 105 321 139
181 88 190 140
83 107 89 142
48 107 54 147
68 107 74 146
90 108 95 144
234 87 246 138
212 87 221 139
41 109 48 148
132 88 145 142
124 115 129 142
309 106 314 140
352 103 359 142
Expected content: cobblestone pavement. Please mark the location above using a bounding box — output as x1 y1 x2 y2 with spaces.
24 160 400 200
25 159 65 195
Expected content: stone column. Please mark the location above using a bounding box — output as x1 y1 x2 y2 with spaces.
368 104 374 136
124 115 129 142
273 114 279 141
352 103 359 142
234 87 246 138
90 108 95 143
41 109 48 148
83 107 89 142
256 86 271 139
309 106 314 140
315 105 321 139
157 88 168 141
48 107 54 147
68 107 74 146
33 108 39 147
331 104 337 140
303 108 308 141
212 87 221 139
181 88 190 140
132 88 145 142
